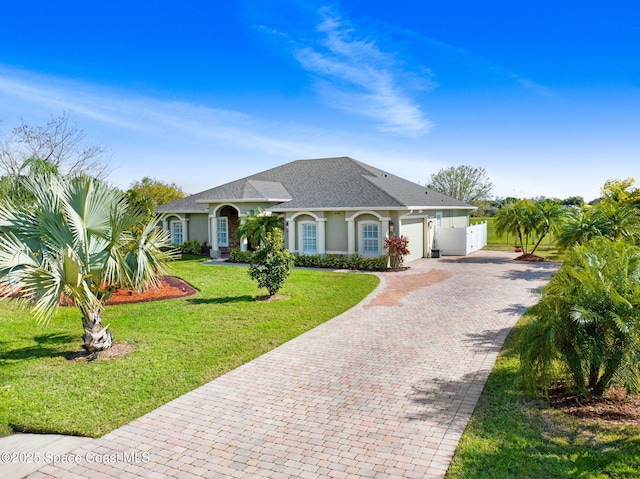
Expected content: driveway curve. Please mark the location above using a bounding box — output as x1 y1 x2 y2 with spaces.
28 251 557 479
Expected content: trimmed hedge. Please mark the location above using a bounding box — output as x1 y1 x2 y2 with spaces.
228 248 388 271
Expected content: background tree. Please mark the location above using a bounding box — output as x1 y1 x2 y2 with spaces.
427 165 493 204
126 176 186 220
236 207 284 250
0 111 110 179
0 174 176 352
560 196 585 208
600 177 640 206
248 229 294 297
0 157 60 205
518 238 640 398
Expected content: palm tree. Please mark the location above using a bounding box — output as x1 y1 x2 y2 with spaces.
596 201 640 243
518 238 640 397
530 200 564 255
0 174 177 352
236 207 283 250
555 207 606 250
494 199 537 253
556 202 640 251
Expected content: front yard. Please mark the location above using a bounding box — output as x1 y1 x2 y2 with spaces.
0 258 379 438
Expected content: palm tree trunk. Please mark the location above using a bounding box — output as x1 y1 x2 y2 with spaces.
531 226 549 255
81 310 113 352
516 226 525 253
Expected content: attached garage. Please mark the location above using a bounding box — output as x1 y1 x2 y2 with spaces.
400 217 425 263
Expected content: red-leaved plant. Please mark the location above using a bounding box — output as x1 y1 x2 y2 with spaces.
385 235 410 269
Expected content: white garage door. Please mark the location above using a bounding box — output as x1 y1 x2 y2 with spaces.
400 218 424 263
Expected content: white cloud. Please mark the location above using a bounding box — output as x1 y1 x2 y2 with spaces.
0 67 321 156
293 7 434 135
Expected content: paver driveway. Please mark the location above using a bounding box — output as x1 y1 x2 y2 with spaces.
29 251 557 479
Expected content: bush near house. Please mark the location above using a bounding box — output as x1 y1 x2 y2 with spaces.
385 235 410 269
229 248 389 271
180 240 202 256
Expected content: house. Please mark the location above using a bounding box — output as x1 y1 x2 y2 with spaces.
156 157 486 263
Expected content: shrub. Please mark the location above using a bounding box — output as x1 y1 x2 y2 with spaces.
324 254 343 269
248 229 295 297
231 249 389 272
180 239 202 255
385 235 410 269
293 253 388 271
294 254 323 267
229 248 256 264
354 256 389 271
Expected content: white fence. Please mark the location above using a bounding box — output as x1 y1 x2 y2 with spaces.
434 222 487 256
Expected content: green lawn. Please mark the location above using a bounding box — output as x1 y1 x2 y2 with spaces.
447 317 640 479
0 258 379 438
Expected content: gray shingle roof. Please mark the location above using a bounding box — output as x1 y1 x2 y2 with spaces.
156 157 473 213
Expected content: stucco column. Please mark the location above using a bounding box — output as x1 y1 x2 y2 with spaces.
181 217 189 242
347 219 355 255
240 217 248 252
162 219 169 234
317 219 326 255
382 219 390 239
210 215 219 258
287 220 296 253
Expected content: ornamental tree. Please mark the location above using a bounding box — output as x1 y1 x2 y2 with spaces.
385 235 410 269
248 229 294 297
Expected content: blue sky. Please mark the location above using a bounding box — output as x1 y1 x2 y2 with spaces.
1 1 638 202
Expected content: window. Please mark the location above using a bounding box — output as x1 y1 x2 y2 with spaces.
217 217 228 247
361 223 379 256
171 221 183 245
301 223 317 254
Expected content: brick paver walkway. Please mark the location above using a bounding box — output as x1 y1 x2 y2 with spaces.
28 251 556 479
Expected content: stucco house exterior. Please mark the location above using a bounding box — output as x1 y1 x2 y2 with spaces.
156 157 485 263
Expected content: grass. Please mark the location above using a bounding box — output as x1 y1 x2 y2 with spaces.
446 317 640 479
471 216 561 260
0 258 379 438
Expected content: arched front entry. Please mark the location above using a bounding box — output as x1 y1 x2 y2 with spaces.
210 204 241 258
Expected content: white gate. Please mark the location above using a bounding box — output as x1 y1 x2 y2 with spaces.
434 222 487 256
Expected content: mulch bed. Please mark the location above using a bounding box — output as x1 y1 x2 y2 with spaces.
548 382 640 426
59 276 198 306
515 253 551 262
6 277 198 306
102 276 198 305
